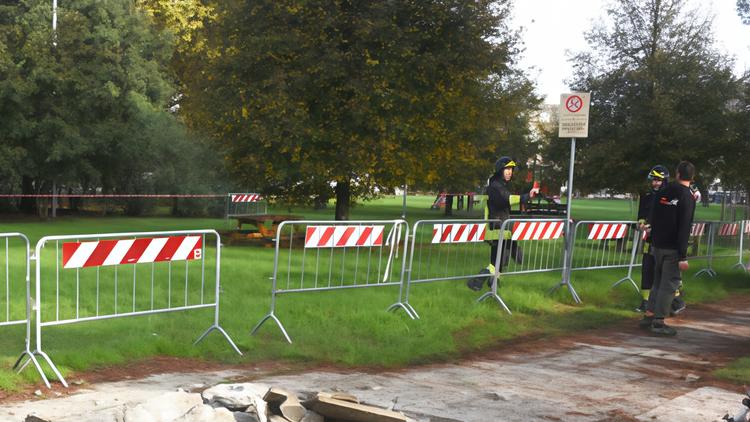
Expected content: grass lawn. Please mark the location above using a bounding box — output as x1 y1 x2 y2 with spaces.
715 357 750 384
0 195 746 391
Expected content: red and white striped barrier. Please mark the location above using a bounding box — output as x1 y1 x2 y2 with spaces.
304 225 384 248
588 223 628 240
230 193 262 203
511 221 564 241
691 223 706 237
62 236 203 269
744 221 750 235
431 223 486 244
718 223 739 236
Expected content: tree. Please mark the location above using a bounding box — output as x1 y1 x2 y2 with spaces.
545 0 740 196
0 0 219 215
183 0 538 219
738 0 750 24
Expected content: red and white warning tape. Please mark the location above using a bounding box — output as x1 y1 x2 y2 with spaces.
230 194 262 203
587 223 628 240
691 223 706 237
304 225 384 248
511 221 564 241
718 223 739 237
431 224 486 244
62 236 203 269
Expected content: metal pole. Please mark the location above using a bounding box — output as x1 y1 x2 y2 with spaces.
566 138 576 252
401 184 407 219
51 180 57 219
52 0 58 45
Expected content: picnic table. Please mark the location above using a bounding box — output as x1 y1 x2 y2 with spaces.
235 214 304 238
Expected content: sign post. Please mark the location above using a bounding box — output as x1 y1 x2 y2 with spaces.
555 92 590 303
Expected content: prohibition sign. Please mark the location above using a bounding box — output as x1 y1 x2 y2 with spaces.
565 95 583 113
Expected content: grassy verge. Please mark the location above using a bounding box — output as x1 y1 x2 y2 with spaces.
0 196 745 392
715 357 750 385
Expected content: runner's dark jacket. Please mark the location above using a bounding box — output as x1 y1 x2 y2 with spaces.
638 190 658 243
648 182 696 261
486 174 530 230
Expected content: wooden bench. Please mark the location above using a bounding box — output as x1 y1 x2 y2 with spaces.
235 214 304 238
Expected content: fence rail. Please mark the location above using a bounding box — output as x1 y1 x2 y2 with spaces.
251 219 410 343
18 229 240 388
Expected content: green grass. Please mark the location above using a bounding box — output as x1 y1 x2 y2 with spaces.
715 357 750 384
0 196 747 390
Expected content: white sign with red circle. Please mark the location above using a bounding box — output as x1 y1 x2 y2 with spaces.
559 92 591 138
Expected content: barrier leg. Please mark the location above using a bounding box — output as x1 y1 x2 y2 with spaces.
33 349 68 388
386 301 417 319
731 222 747 272
477 274 512 315
194 324 242 355
695 228 717 278
612 234 641 296
388 231 419 319
13 350 50 389
250 312 292 344
548 249 582 304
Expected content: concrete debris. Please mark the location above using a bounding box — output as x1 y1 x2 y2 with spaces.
202 382 270 419
263 388 306 422
685 373 701 382
24 415 51 422
303 392 408 422
123 390 203 422
174 404 236 422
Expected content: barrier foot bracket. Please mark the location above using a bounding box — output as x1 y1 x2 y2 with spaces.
476 291 512 315
386 302 418 320
250 313 292 344
13 350 50 389
195 324 243 356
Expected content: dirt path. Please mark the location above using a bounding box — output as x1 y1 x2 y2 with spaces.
1 296 749 421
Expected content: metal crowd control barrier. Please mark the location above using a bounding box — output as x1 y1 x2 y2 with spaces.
691 221 718 278
568 221 642 296
226 192 267 219
712 221 745 273
397 219 502 317
250 220 410 343
19 230 240 388
736 220 750 273
480 218 573 312
0 234 42 384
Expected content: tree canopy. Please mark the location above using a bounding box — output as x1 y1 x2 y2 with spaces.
0 0 220 214
540 0 741 196
181 0 539 219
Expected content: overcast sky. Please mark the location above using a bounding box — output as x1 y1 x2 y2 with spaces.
511 0 750 104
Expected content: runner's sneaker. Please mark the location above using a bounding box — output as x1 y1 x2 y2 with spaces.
670 296 686 316
635 299 648 313
466 268 491 291
639 316 654 329
650 320 677 336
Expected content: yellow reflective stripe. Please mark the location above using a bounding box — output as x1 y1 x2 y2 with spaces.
509 195 520 206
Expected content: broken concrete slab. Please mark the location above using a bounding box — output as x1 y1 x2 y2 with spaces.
174 404 236 422
263 388 306 422
202 382 270 412
636 387 747 422
123 391 203 422
303 392 408 422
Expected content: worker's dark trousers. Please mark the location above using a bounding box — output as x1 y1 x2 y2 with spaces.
647 247 681 319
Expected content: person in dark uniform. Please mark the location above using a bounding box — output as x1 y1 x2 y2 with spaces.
467 156 538 291
639 161 696 336
636 165 685 314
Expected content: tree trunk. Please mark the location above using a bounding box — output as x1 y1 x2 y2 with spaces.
20 176 36 214
443 194 453 216
334 180 351 220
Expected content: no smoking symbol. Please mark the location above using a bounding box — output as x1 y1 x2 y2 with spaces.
565 95 583 113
